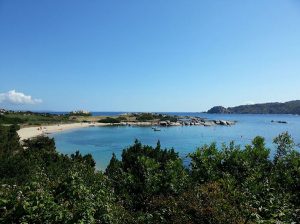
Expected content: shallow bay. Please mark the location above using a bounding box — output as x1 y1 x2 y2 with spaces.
51 113 300 170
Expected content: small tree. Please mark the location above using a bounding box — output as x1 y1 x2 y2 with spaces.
273 132 295 162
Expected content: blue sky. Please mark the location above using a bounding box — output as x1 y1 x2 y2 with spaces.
0 0 300 112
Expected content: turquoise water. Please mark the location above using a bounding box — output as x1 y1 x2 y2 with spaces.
50 114 300 170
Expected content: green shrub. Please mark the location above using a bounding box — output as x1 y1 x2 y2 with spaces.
1 126 299 223
98 117 121 123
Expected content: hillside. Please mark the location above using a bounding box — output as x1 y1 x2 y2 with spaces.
207 100 300 114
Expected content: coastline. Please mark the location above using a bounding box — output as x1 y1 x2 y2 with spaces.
17 122 167 140
17 118 237 140
17 123 110 140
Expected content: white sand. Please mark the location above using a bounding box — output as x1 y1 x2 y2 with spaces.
17 123 109 140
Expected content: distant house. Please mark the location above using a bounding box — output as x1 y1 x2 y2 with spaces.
0 109 7 115
69 110 91 116
72 110 90 114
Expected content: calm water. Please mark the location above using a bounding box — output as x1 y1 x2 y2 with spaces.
50 113 300 170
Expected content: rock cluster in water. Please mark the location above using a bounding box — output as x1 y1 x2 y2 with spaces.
271 120 288 124
158 117 235 127
121 117 236 127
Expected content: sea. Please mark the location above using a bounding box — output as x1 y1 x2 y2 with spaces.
49 112 300 170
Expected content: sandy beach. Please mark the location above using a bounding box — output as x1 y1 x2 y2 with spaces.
17 123 109 140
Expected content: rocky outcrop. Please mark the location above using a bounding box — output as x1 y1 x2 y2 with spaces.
207 106 230 114
121 117 236 127
271 120 287 124
161 118 236 127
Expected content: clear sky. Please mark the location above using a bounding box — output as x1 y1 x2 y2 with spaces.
0 0 300 112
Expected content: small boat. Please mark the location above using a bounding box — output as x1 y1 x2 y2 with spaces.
153 128 161 131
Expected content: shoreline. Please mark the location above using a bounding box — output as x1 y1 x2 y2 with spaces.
17 118 236 140
17 123 110 140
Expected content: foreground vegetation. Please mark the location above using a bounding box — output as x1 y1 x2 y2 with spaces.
0 110 93 126
0 111 70 126
0 125 299 223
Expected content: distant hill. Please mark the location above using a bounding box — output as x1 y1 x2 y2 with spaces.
207 100 300 115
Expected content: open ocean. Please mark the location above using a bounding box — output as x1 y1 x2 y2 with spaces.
50 113 300 170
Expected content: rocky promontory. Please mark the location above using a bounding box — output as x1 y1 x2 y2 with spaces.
207 100 300 115
115 113 236 127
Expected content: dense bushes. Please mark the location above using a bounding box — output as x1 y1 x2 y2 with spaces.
0 126 299 223
0 115 25 124
0 113 70 125
98 117 122 123
135 113 178 122
135 113 155 121
105 133 300 223
0 127 128 223
0 124 21 156
106 140 188 212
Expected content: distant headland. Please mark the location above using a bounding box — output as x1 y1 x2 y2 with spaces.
207 100 300 115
